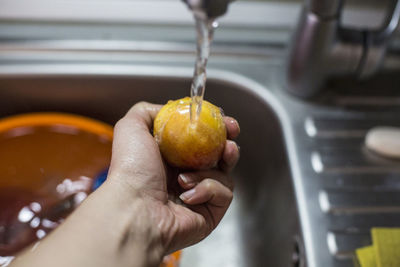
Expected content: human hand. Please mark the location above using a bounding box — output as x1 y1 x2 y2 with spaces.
107 101 240 254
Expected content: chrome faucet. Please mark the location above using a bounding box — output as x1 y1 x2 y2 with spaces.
286 0 400 97
182 0 233 19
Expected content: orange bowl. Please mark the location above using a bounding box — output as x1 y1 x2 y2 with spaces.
0 113 113 192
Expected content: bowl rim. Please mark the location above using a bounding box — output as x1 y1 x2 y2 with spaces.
0 113 114 139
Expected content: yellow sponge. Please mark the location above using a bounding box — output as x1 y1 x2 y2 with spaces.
356 246 376 267
356 228 400 267
372 228 400 267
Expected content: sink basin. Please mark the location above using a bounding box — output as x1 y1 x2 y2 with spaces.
0 66 301 267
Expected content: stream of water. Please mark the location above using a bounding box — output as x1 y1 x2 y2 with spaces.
189 14 218 122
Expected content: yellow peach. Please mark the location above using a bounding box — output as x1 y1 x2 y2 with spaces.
154 97 226 170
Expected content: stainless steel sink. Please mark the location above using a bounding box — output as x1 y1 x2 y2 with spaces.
0 66 301 267
2 49 400 267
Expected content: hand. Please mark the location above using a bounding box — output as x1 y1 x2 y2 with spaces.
107 101 240 254
9 101 239 267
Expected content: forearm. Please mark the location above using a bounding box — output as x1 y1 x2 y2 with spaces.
11 180 165 267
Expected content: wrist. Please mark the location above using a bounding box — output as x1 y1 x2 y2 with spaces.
92 180 166 266
13 178 166 267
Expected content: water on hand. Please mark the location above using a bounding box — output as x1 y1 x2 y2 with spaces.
190 14 218 123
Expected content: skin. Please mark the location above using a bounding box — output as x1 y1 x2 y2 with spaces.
10 102 240 267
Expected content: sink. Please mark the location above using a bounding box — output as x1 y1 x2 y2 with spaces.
0 66 302 267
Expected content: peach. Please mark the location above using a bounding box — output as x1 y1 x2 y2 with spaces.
154 97 226 170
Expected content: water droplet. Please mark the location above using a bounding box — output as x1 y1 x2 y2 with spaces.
178 109 190 115
18 207 34 223
0 256 14 266
30 217 40 228
56 183 66 194
41 219 58 229
36 229 46 239
74 192 87 205
212 21 219 28
30 202 41 213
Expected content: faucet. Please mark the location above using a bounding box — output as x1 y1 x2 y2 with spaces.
286 0 400 97
182 0 233 19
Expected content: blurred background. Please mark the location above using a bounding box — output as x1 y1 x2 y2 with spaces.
0 0 391 43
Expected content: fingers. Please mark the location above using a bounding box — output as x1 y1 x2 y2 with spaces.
178 170 233 191
179 179 233 208
173 173 234 249
221 117 240 173
177 169 233 231
219 140 240 173
223 116 240 140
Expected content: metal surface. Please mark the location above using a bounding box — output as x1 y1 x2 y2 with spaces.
0 1 393 41
0 1 296 28
286 0 400 97
360 0 400 77
1 39 400 267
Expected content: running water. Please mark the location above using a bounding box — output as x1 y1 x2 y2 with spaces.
190 15 218 123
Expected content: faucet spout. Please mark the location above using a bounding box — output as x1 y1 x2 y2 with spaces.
308 0 343 18
182 0 233 19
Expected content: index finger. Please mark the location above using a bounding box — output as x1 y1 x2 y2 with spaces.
223 116 240 140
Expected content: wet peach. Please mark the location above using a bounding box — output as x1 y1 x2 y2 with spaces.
154 97 226 170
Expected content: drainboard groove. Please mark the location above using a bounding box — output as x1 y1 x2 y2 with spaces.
327 213 400 230
320 173 400 191
326 231 371 260
319 190 400 215
310 151 400 175
304 116 400 139
320 166 400 175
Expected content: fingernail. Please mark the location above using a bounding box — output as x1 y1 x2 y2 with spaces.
179 174 194 185
237 144 241 152
179 174 189 183
229 119 240 133
236 121 240 134
179 188 196 201
230 118 239 127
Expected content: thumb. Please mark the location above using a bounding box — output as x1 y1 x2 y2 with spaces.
108 102 163 182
